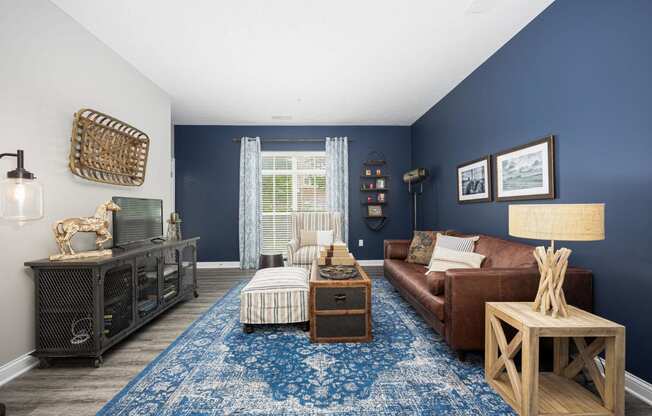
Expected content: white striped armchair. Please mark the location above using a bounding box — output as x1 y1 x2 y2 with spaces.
287 212 344 268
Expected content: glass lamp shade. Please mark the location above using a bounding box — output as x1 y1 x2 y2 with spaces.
0 177 44 221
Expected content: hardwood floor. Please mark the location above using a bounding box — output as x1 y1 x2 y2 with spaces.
0 268 251 416
0 266 650 415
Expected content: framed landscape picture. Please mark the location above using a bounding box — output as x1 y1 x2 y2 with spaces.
494 135 555 201
457 155 491 203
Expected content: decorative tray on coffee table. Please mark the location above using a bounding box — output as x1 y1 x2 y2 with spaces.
319 266 358 280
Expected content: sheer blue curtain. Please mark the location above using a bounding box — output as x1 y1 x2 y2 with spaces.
326 137 349 244
239 137 261 269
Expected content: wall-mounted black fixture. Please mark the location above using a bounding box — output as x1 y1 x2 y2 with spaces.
403 168 429 231
0 149 43 221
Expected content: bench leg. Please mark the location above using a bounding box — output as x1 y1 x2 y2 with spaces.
243 324 254 334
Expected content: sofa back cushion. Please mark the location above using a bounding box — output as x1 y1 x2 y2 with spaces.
445 231 536 268
474 235 536 268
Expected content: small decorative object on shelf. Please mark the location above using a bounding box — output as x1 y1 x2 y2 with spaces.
367 205 383 217
509 204 605 318
69 108 150 186
50 200 121 261
360 152 388 231
167 212 183 241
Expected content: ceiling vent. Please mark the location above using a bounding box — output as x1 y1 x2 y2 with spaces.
271 115 293 121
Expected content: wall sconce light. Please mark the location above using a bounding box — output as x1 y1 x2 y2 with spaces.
0 149 43 221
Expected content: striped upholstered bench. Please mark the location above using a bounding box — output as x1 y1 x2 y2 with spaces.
239 267 310 333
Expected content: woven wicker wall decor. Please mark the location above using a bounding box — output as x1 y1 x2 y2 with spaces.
69 109 150 186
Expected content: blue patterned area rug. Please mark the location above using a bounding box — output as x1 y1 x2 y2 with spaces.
98 278 515 415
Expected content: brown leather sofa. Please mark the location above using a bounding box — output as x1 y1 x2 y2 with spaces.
383 232 593 359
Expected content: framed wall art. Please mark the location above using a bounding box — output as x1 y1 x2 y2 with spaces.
367 205 383 217
494 135 555 201
457 155 491 203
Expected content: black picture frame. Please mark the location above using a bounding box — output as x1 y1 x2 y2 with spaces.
493 135 555 202
457 155 492 203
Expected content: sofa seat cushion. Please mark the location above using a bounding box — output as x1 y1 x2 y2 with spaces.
385 260 445 321
293 245 321 265
427 295 445 322
425 271 445 296
385 259 426 283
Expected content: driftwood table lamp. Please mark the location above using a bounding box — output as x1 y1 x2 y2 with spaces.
509 204 605 318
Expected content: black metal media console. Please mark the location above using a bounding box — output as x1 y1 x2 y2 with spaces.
25 238 199 368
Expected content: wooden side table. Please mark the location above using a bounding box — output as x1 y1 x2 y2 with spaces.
485 302 625 416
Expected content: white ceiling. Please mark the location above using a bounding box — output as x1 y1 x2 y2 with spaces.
50 0 553 125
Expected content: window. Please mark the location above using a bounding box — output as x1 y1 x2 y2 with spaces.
261 152 327 254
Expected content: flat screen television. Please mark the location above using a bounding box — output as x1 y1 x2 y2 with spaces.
112 197 163 246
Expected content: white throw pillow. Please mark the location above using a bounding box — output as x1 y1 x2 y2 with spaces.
300 230 334 247
427 246 485 273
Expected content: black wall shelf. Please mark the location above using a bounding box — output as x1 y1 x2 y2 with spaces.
361 152 389 231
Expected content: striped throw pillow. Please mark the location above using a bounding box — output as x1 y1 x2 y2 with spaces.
435 233 479 252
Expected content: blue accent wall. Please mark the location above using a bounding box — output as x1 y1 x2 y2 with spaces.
175 125 412 262
411 0 652 381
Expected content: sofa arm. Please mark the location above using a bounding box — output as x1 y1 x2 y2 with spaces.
384 240 410 260
444 267 593 352
287 239 300 266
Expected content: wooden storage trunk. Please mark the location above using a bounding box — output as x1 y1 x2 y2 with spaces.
309 260 372 343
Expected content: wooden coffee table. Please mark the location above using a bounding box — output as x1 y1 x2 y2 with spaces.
309 260 372 343
485 302 625 416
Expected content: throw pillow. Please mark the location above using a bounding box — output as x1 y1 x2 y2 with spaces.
406 231 441 264
300 229 334 247
435 233 479 252
427 246 485 273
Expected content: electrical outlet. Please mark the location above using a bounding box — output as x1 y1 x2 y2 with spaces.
358 239 364 247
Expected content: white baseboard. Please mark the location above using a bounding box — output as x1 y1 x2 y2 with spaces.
198 260 384 269
197 261 240 269
0 351 38 387
357 260 384 266
596 357 652 406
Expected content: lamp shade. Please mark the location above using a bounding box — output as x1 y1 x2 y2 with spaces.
509 203 605 242
0 177 44 221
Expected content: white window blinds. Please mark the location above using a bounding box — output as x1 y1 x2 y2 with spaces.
261 152 327 254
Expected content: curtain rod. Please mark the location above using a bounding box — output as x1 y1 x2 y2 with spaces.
232 137 352 143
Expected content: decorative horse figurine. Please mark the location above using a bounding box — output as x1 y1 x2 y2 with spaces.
50 200 121 260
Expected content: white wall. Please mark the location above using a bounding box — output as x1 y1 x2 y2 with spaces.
0 0 172 367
